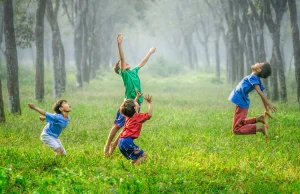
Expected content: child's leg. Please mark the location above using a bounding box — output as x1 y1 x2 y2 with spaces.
104 125 121 155
133 152 147 166
40 133 66 156
55 139 66 155
104 109 125 155
256 124 268 139
232 106 257 135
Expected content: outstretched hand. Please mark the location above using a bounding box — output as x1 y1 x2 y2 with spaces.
149 47 156 54
28 103 35 110
135 89 143 100
117 33 123 45
267 104 277 112
144 94 152 104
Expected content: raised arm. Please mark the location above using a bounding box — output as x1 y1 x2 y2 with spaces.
137 47 156 68
28 103 46 115
117 33 126 71
144 94 153 118
255 85 277 112
134 89 143 102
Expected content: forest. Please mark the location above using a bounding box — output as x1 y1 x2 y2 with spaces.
0 0 299 193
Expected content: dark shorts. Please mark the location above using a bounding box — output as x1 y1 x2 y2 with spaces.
118 137 144 160
114 103 141 128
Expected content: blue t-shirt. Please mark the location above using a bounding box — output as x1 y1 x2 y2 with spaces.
44 112 70 139
228 74 265 108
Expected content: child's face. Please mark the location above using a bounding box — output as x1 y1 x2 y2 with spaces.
61 102 72 113
251 62 264 73
134 102 139 113
119 61 131 70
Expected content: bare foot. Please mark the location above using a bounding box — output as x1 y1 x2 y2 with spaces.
133 153 147 166
104 145 109 156
261 124 268 141
256 115 266 124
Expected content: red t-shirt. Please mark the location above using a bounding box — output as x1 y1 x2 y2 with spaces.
120 113 150 139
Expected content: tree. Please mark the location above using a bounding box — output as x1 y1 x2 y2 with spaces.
35 0 46 103
248 0 270 94
46 0 66 97
0 79 5 123
3 0 21 115
0 4 4 67
288 0 300 108
264 0 287 102
204 0 225 81
80 0 89 83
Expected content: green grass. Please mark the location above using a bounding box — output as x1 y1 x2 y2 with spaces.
0 68 299 193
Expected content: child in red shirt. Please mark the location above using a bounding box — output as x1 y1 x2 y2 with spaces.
118 93 153 166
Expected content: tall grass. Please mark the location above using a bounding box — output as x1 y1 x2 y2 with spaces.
0 68 299 193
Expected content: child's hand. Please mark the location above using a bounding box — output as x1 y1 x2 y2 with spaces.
135 89 143 100
28 103 35 110
267 104 277 112
117 33 123 45
149 47 156 54
39 116 46 121
144 94 152 103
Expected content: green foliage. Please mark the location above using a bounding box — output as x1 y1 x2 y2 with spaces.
13 0 35 49
147 56 183 77
0 69 299 193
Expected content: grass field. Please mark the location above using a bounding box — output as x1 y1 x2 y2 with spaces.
0 68 299 193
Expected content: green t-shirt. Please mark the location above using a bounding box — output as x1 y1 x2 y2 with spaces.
119 66 143 103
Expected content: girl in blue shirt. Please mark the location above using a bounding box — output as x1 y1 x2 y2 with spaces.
28 100 71 155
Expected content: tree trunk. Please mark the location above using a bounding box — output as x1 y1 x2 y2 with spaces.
273 32 287 103
0 4 3 67
269 51 279 101
81 0 89 83
74 0 83 87
250 18 259 63
264 0 287 102
35 0 46 103
288 0 300 108
46 0 66 97
215 31 220 80
0 79 5 123
3 0 21 115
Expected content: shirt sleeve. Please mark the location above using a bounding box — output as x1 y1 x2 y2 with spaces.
45 112 58 123
248 75 260 86
132 66 140 74
249 75 265 91
137 113 149 123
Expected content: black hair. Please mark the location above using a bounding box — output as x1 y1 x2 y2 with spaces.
52 99 67 114
257 62 271 78
113 60 121 74
120 99 136 117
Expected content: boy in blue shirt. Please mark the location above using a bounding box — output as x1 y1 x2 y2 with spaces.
28 100 71 155
228 62 277 139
